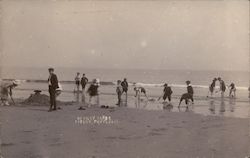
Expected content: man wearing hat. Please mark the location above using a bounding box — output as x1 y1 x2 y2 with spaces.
186 80 194 104
48 68 59 111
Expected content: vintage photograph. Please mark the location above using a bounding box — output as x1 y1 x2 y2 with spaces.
0 0 249 158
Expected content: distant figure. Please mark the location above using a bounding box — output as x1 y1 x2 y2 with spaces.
178 93 193 109
134 87 148 99
121 78 129 104
75 72 81 92
218 77 226 98
116 80 123 106
121 78 129 94
0 81 18 106
81 73 89 91
87 79 100 106
48 68 59 112
186 80 194 104
249 87 250 98
209 78 217 97
159 83 173 102
228 82 236 98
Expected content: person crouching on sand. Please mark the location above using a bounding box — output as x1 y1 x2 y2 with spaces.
87 79 100 107
116 80 123 106
228 82 236 98
0 81 18 106
158 83 173 103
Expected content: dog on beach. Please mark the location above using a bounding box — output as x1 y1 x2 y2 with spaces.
178 93 193 109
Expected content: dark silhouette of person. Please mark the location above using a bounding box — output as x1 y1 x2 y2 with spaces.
48 68 59 112
81 73 89 91
162 83 173 102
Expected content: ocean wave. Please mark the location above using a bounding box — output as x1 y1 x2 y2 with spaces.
2 79 248 90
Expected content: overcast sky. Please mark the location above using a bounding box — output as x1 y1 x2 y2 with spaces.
1 0 249 71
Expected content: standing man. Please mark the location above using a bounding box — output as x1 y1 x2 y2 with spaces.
158 83 173 103
48 68 59 112
81 73 88 104
218 77 226 98
121 78 128 105
81 73 89 91
186 80 194 104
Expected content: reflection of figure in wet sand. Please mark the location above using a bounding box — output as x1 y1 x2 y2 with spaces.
209 99 215 114
163 102 173 112
134 87 148 108
229 97 235 112
219 99 225 114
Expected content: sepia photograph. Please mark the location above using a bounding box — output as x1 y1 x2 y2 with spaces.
0 0 249 158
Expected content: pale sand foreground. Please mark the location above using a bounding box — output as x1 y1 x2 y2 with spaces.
1 103 250 158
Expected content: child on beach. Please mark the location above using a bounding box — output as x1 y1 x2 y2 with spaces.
116 80 123 106
87 79 100 106
158 83 173 103
228 82 236 98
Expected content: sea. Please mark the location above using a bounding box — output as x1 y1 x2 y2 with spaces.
1 67 250 118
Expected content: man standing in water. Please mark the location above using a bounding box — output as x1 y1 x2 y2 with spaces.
218 77 226 98
48 68 59 112
81 73 89 104
121 78 129 105
81 74 89 91
186 80 194 104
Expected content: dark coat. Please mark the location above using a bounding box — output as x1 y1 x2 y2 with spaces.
48 73 59 90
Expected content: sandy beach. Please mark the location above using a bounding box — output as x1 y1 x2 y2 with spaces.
1 99 250 158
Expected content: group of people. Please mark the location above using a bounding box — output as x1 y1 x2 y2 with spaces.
47 68 240 112
208 77 236 98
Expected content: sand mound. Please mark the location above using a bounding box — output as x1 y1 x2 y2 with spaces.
22 93 51 106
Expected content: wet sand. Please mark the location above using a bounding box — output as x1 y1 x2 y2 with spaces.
1 99 250 158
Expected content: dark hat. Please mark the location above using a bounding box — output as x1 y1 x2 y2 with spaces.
186 80 191 84
164 83 168 87
48 67 54 71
